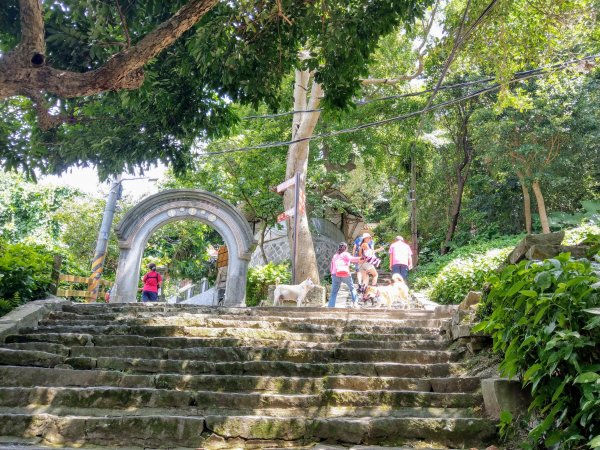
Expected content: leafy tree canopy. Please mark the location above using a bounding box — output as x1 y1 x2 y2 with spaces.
0 0 432 178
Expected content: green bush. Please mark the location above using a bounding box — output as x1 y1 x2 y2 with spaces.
0 241 54 315
413 235 522 288
474 254 600 449
413 235 521 304
246 262 291 307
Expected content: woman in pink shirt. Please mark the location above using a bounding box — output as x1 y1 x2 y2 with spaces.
328 242 361 308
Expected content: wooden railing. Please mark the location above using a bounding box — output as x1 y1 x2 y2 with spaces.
56 274 113 300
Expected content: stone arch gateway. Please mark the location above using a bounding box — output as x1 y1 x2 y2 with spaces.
110 189 256 306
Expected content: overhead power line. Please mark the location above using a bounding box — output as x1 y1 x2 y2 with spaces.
197 53 599 158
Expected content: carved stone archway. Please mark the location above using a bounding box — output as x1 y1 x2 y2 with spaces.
110 190 256 306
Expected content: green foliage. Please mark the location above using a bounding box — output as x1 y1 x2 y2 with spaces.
144 221 221 283
0 241 54 315
550 200 600 228
474 254 600 449
246 262 291 307
2 0 433 177
0 173 79 243
413 235 522 303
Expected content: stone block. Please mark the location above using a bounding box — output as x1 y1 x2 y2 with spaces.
525 244 561 261
458 291 482 310
450 324 474 339
507 231 565 264
0 297 68 343
560 245 589 259
481 378 532 419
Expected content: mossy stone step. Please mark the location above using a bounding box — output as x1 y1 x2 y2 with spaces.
45 311 447 329
0 386 482 410
0 366 482 394
0 413 494 448
82 357 463 377
4 333 446 350
17 325 442 342
60 303 455 319
62 345 456 364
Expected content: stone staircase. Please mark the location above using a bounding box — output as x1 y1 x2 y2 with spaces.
0 303 497 449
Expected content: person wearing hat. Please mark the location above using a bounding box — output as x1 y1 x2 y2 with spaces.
141 263 162 302
358 233 383 287
388 236 413 281
352 229 374 284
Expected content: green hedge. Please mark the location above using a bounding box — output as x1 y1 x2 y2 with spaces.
413 235 522 304
475 253 600 449
246 262 291 307
0 241 54 316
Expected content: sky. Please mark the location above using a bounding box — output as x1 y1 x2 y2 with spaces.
39 164 167 200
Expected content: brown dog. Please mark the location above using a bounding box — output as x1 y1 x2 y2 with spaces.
362 274 410 308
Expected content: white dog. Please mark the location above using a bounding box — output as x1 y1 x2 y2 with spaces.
273 278 316 307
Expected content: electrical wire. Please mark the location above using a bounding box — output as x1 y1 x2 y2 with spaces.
197 53 598 157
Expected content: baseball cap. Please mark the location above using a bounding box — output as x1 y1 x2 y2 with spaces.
362 233 371 239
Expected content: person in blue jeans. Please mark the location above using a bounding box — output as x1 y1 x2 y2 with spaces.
328 242 361 308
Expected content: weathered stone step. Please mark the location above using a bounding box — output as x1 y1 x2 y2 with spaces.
1 342 71 356
60 345 457 364
4 333 446 351
60 303 456 319
47 311 447 329
17 325 442 342
0 348 64 368
0 404 483 420
0 387 482 410
0 413 495 448
61 357 464 377
0 367 482 394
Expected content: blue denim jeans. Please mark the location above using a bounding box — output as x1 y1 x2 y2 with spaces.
328 274 357 308
391 264 409 281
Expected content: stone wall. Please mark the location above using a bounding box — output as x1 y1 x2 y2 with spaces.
250 219 342 280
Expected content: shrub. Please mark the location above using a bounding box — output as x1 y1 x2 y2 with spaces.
246 262 291 307
413 235 522 289
413 235 521 304
0 241 54 315
474 254 600 449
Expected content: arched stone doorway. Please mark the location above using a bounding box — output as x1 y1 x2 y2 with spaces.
110 190 256 306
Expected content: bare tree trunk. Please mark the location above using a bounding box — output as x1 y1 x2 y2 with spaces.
283 69 322 284
410 154 419 266
441 176 466 255
441 125 473 255
531 180 550 233
516 171 532 234
258 221 269 264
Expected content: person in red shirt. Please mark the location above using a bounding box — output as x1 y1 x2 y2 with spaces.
141 263 162 302
388 236 413 281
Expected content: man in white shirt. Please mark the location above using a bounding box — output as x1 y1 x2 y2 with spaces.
388 236 413 281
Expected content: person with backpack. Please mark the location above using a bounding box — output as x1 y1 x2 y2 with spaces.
328 242 361 308
141 263 162 302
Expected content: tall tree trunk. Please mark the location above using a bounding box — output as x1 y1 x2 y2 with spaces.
283 69 322 284
258 221 269 264
441 127 473 255
516 171 532 234
531 180 551 233
410 154 419 266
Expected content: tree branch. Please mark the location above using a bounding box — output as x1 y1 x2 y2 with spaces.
0 0 218 100
115 0 132 48
360 0 439 86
